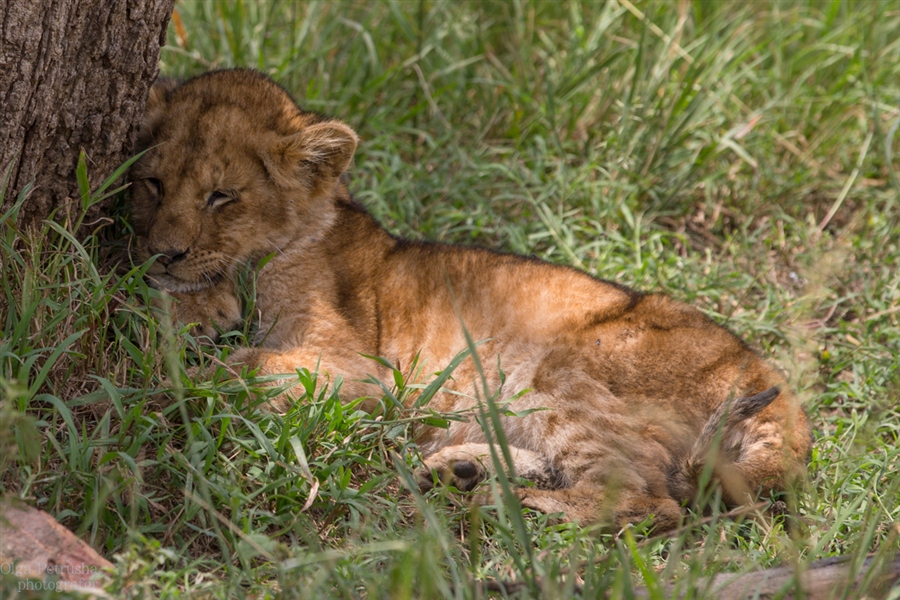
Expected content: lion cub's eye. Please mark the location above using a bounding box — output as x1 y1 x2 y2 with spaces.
145 178 162 195
207 190 236 209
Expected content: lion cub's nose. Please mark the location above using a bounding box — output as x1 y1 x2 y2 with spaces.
150 245 189 266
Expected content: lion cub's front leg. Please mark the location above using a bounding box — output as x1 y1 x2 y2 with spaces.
225 346 387 412
152 281 241 341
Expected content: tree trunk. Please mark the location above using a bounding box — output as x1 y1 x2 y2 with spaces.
0 0 175 226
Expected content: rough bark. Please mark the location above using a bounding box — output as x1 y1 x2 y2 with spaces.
481 554 900 599
0 0 175 225
688 554 900 599
481 555 900 600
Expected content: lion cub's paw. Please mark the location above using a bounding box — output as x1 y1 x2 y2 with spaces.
417 443 558 494
418 447 489 493
153 285 241 342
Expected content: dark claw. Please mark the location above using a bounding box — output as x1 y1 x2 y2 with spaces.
417 469 436 492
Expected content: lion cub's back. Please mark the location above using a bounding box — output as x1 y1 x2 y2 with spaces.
387 242 789 406
376 242 636 360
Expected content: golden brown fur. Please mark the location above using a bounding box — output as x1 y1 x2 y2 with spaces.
129 69 812 531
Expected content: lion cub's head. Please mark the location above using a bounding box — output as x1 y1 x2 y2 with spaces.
128 69 358 292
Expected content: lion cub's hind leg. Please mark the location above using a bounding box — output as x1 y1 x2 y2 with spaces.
418 445 683 531
517 487 683 532
418 443 559 492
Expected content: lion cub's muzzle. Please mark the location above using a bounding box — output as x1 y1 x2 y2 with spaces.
150 244 190 267
136 237 224 293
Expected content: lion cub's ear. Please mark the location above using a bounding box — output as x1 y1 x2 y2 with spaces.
137 77 179 151
268 121 358 189
145 76 179 114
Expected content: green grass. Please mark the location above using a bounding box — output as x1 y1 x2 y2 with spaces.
2 0 900 597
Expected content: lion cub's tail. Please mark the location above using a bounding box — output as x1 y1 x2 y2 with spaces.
672 386 781 501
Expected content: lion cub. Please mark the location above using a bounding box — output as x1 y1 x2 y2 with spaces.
130 69 811 531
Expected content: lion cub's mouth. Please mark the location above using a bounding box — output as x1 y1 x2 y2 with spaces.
138 244 227 293
145 269 225 293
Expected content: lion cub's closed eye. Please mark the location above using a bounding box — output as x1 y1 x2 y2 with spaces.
129 69 812 532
